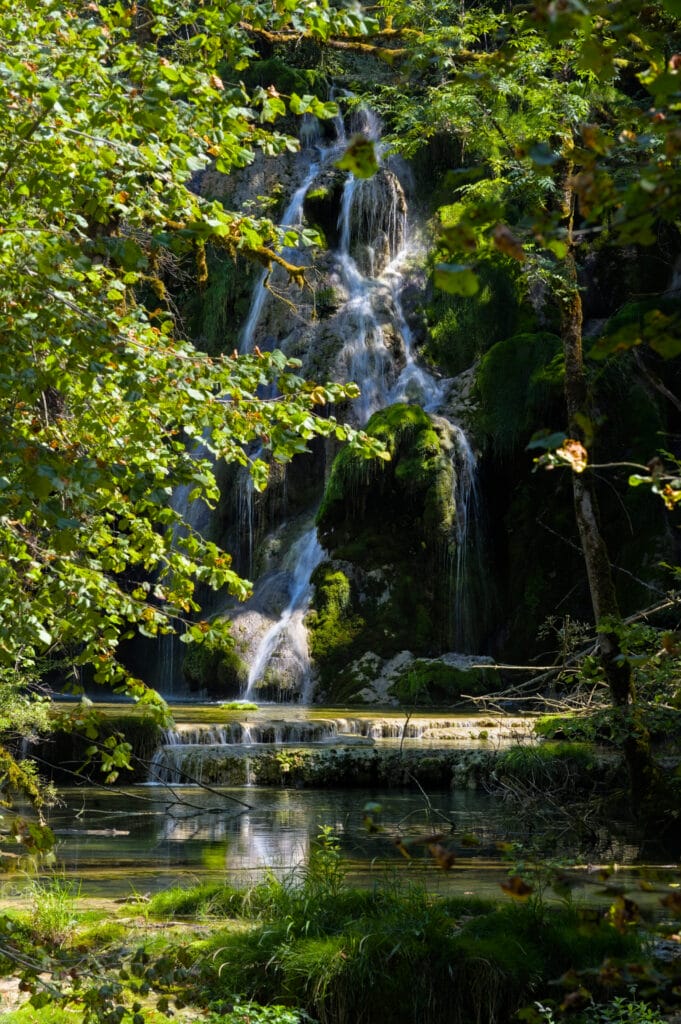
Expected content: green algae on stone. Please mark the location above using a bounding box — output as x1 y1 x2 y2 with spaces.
475 331 564 454
311 405 465 697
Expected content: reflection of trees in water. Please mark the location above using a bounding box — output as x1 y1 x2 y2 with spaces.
46 783 645 894
159 799 313 872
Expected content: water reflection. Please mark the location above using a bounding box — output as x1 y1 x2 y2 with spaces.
6 785 643 901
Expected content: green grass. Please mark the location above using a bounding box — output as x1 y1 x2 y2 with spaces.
147 882 244 919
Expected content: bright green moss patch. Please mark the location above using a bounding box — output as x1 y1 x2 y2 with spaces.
307 564 365 679
423 258 538 376
312 405 462 689
475 331 563 453
182 637 248 697
388 658 495 704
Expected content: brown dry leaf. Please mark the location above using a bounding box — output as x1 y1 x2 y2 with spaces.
661 891 681 915
556 438 588 473
500 875 533 899
428 843 457 870
493 222 525 261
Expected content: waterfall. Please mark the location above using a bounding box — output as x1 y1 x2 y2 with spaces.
331 151 480 647
244 526 324 702
155 434 214 696
152 105 481 708
228 113 482 702
239 161 322 353
449 426 480 650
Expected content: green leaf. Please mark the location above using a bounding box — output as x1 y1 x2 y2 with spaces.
433 263 479 296
628 474 653 488
335 135 379 178
527 432 567 451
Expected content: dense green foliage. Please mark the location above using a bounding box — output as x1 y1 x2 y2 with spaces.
0 855 647 1024
0 0 390 813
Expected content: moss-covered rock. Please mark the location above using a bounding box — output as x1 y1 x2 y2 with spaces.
309 406 493 699
423 259 539 376
387 656 496 705
318 404 453 549
307 564 365 674
475 331 564 454
182 638 248 698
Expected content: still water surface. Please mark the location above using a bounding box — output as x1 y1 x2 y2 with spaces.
7 784 642 902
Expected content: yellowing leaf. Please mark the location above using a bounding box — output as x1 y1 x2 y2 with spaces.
434 263 479 296
556 438 588 473
335 135 379 178
501 875 533 899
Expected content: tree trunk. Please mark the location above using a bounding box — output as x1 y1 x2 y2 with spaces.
561 251 659 812
560 268 632 706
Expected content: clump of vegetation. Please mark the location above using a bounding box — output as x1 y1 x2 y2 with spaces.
307 565 365 686
147 883 244 920
475 332 564 454
183 637 249 698
25 878 81 948
423 258 535 375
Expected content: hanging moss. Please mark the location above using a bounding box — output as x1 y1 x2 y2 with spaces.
592 354 666 464
423 259 537 376
310 406 473 693
317 404 451 550
475 331 564 454
182 639 248 698
240 58 329 99
181 248 256 356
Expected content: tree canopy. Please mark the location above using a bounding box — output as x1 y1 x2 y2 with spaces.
0 0 393 808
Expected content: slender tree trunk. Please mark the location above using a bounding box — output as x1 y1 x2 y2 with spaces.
561 249 659 811
561 265 632 706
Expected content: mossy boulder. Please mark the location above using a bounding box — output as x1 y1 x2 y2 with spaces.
182 638 248 698
423 259 539 376
387 655 495 705
311 405 467 696
475 331 564 454
318 404 454 553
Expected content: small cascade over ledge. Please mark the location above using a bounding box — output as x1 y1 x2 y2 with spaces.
146 709 537 786
244 526 323 702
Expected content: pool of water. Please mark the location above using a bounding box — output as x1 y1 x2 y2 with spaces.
4 784 644 902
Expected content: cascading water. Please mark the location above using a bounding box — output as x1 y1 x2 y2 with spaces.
150 106 482 708
239 158 325 354
155 435 214 695
227 111 482 703
244 526 324 702
448 426 481 650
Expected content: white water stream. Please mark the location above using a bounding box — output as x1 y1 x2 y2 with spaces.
243 526 324 701
159 109 480 703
